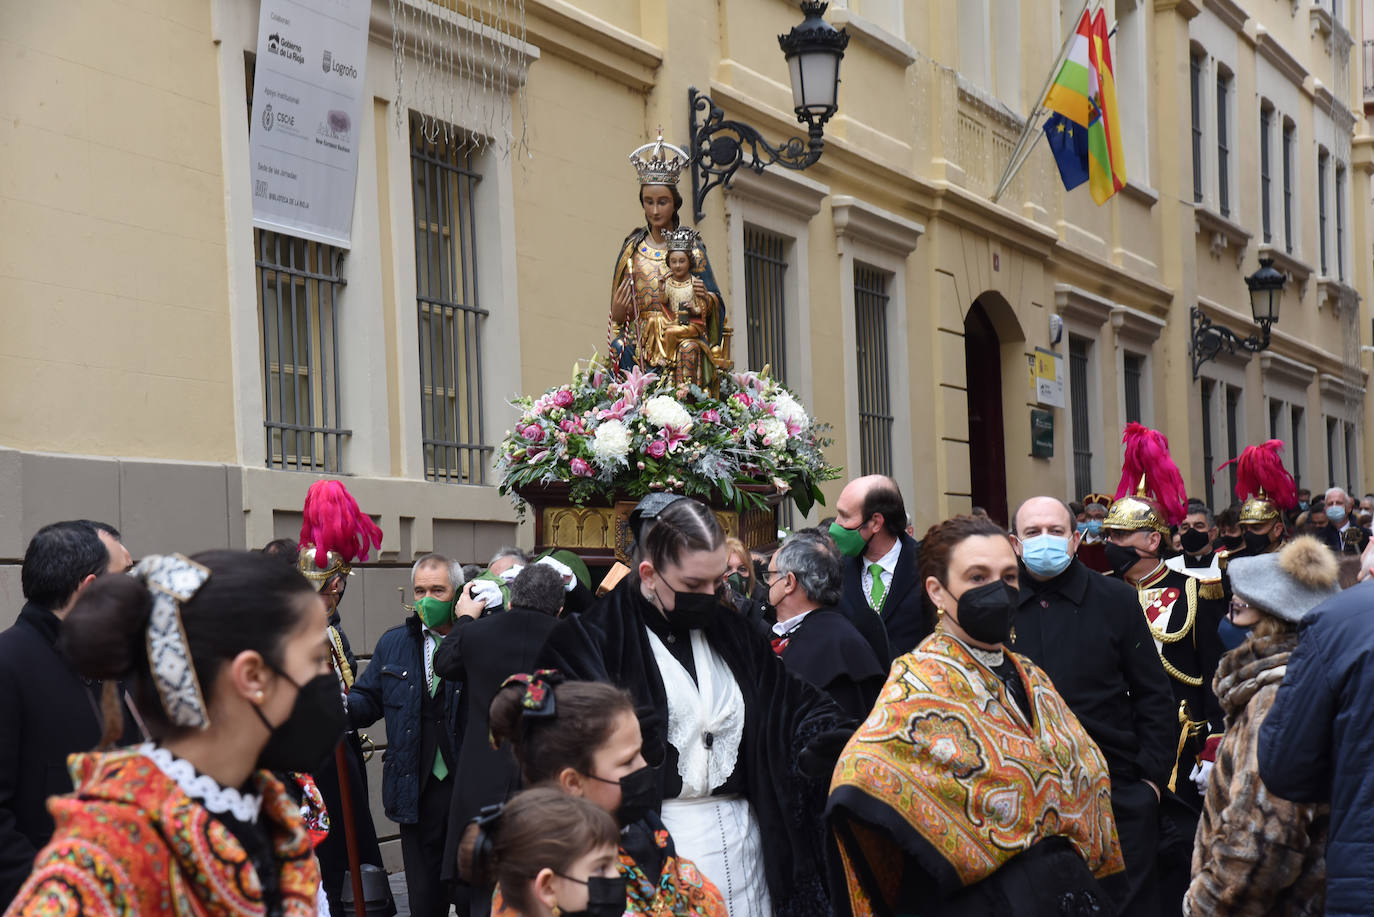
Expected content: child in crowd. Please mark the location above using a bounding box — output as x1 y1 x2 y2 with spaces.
459 788 622 917
484 672 728 916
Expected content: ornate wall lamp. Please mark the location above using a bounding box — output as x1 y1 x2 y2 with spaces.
1191 257 1286 379
688 1 849 221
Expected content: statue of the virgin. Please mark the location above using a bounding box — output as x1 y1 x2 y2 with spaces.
607 133 731 388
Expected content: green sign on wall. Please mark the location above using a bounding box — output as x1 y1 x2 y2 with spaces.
1031 408 1054 458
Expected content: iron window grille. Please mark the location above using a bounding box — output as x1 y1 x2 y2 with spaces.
1290 405 1304 487
1123 352 1144 424
1335 165 1346 282
1216 71 1231 217
1282 123 1294 254
1260 106 1272 244
854 264 893 478
1225 385 1241 498
1190 53 1204 204
1318 149 1329 275
1345 422 1357 492
255 231 350 472
1327 416 1338 486
1070 337 1094 498
743 226 789 384
410 113 490 484
1269 398 1282 440
1200 379 1216 508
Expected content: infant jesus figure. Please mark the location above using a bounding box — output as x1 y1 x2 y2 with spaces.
658 228 715 386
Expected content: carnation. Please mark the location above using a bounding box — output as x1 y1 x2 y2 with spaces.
771 391 809 432
756 416 788 447
643 395 693 432
590 419 632 467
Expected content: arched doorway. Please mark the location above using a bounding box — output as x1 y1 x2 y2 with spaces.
964 299 1008 525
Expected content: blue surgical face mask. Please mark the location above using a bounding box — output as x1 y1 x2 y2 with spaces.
1328 505 1348 525
1081 519 1103 536
1297 501 1310 512
1020 534 1074 578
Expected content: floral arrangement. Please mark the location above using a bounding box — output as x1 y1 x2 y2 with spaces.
496 359 839 516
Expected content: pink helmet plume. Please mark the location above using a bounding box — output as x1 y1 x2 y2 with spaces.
1114 422 1188 527
298 480 383 568
1228 440 1298 511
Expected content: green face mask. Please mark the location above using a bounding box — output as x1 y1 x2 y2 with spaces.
726 573 749 595
829 520 870 559
415 596 456 629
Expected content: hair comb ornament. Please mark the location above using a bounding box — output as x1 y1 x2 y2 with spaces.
470 803 506 879
629 129 689 186
500 670 566 719
135 553 212 729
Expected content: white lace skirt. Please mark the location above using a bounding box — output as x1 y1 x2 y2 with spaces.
660 795 771 917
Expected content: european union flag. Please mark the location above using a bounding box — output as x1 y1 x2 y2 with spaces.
1044 112 1089 191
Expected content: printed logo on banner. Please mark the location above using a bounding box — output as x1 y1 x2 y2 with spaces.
317 110 352 145
322 49 332 72
268 32 305 64
262 105 274 132
322 50 359 79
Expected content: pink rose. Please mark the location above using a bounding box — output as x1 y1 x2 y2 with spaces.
570 458 593 477
523 424 545 443
733 392 753 408
552 388 575 408
646 439 668 459
701 409 720 423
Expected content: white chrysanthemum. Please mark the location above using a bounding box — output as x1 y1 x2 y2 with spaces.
756 416 788 447
590 420 632 467
643 395 694 432
771 391 810 431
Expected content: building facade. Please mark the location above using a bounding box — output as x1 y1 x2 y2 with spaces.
1 0 1370 859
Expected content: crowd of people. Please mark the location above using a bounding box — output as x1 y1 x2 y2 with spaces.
3 429 1373 917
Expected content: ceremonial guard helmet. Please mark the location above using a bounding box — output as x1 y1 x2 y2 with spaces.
1102 423 1189 536
1219 440 1299 525
296 479 384 587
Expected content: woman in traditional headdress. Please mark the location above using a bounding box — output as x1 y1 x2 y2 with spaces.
608 134 726 378
5 551 343 916
828 514 1123 917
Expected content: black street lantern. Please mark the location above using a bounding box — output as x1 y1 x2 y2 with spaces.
1190 257 1287 378
688 1 849 221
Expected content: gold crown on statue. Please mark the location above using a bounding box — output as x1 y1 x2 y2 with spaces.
662 227 699 252
629 130 689 186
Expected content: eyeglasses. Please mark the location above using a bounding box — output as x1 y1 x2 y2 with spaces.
1229 600 1250 614
762 571 787 588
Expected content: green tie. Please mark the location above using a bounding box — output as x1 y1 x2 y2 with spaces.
426 639 449 781
868 562 886 610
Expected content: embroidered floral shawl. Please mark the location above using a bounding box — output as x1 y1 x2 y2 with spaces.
8 748 319 916
828 632 1123 913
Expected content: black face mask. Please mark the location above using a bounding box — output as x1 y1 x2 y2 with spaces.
1104 542 1148 578
952 581 1019 646
253 669 347 773
1179 528 1212 555
1217 535 1245 552
651 578 721 630
590 763 658 825
555 874 628 917
1242 531 1273 556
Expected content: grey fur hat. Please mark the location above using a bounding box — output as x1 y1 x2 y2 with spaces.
1228 535 1341 623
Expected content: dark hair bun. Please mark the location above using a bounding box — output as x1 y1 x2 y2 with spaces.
487 682 528 750
61 573 154 681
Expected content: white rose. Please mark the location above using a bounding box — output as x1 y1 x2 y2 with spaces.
590 420 632 467
643 395 694 432
771 391 810 431
756 416 788 447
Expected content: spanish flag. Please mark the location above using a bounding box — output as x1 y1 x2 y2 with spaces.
1087 8 1126 203
1044 10 1094 127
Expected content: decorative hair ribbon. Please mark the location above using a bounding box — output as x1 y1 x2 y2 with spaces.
134 553 212 729
500 669 565 719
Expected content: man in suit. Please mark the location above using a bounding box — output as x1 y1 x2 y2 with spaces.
831 474 925 662
1319 486 1370 556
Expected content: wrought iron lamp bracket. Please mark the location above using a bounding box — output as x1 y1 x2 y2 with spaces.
1190 306 1272 379
688 87 824 222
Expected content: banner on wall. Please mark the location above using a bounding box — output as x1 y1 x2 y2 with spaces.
1033 347 1065 409
249 0 371 248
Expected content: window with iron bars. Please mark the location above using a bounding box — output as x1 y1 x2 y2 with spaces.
743 226 789 384
1216 69 1231 217
1335 164 1346 282
1069 336 1094 498
1200 379 1216 508
246 52 349 472
854 264 893 478
1190 52 1204 204
255 232 350 472
410 114 490 484
1290 405 1304 488
1123 351 1144 425
1259 104 1272 244
1282 121 1295 254
1225 384 1241 497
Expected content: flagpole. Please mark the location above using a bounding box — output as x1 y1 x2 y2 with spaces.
991 0 1094 203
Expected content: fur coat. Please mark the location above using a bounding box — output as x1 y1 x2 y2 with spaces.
1184 633 1329 916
